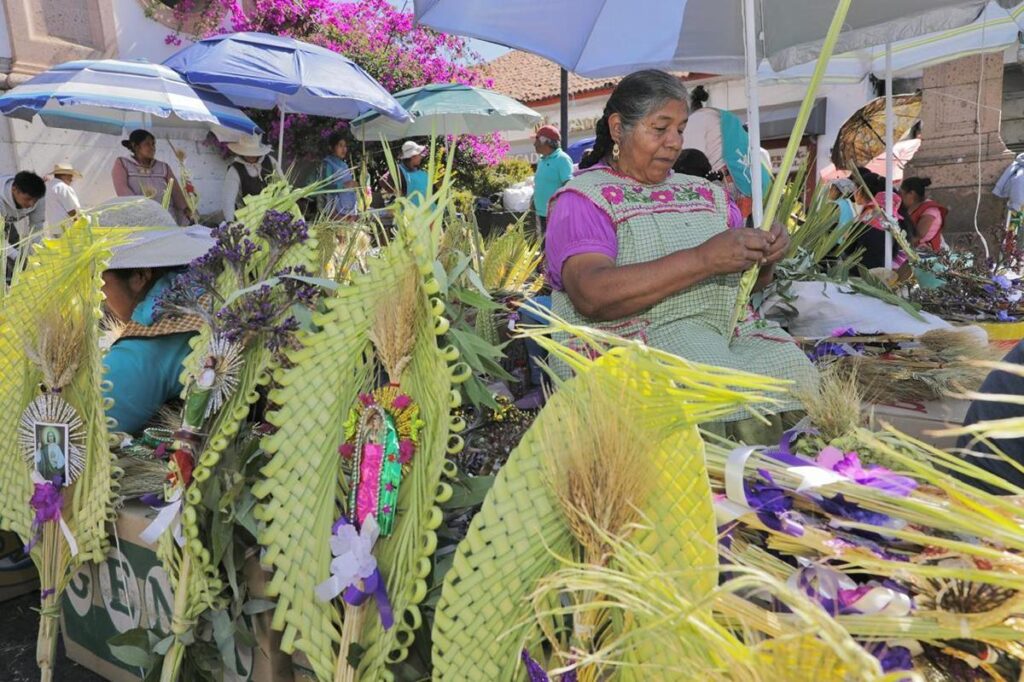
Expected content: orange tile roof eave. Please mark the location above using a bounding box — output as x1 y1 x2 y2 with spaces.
516 73 719 107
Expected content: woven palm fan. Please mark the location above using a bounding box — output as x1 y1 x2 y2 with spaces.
252 181 464 682
152 181 323 682
431 329 784 680
0 218 123 681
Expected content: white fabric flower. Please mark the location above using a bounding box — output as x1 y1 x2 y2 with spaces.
315 514 380 602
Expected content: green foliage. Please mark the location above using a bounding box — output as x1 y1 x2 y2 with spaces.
450 189 476 218
455 158 534 198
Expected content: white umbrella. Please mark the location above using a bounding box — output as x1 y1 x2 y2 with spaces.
760 1 1024 266
415 0 1014 225
416 0 1018 328
350 83 542 141
760 1 1024 84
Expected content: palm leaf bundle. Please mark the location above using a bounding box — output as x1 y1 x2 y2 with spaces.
432 315 790 680
0 219 124 680
472 221 545 347
528 529 892 681
251 178 463 681
699 417 1024 678
149 180 323 681
804 327 996 403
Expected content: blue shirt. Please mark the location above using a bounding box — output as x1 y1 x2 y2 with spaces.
533 148 573 217
835 198 856 226
103 274 195 434
322 156 356 216
399 165 429 207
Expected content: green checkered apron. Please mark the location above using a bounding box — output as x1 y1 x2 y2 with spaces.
551 166 817 423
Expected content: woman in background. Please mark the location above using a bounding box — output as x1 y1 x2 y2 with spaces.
111 129 194 226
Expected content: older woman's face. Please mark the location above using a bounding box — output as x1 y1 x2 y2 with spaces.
611 99 688 184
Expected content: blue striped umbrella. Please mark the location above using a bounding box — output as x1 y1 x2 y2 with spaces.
0 58 260 140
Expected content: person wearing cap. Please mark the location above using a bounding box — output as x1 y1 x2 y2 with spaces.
532 125 573 235
112 129 194 226
222 136 278 222
395 140 429 207
98 205 215 434
44 163 82 237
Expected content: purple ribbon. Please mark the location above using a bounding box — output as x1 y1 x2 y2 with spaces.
25 478 64 554
139 492 167 507
520 650 577 682
343 569 394 629
817 447 917 497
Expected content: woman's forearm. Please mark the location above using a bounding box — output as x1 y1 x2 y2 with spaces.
563 248 716 321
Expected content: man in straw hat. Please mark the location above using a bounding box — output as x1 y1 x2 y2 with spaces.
97 209 216 433
44 162 82 237
222 135 277 222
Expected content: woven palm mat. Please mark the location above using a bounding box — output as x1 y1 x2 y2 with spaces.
431 355 717 681
254 231 454 681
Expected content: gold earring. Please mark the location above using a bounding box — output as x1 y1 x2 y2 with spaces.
612 143 620 161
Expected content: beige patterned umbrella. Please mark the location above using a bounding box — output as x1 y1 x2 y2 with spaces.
831 93 921 170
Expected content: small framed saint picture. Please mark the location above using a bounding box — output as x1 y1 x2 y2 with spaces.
33 422 69 487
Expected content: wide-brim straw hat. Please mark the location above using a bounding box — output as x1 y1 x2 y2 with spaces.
50 162 82 179
107 226 215 269
400 140 428 159
227 136 272 158
90 197 214 269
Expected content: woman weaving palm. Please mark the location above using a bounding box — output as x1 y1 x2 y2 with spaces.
545 70 817 441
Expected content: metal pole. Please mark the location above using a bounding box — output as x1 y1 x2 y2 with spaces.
278 106 286 169
744 0 763 227
884 41 894 269
560 67 569 151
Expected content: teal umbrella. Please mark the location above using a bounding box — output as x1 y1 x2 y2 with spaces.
351 82 542 141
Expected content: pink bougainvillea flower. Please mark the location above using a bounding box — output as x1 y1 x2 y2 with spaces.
601 186 625 205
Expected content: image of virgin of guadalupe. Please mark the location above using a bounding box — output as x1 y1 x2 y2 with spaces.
33 423 68 485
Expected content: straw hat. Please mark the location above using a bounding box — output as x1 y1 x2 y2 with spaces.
50 162 82 179
90 198 214 268
227 136 272 158
107 225 216 269
400 140 428 160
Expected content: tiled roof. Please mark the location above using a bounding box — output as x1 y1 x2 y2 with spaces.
479 51 620 104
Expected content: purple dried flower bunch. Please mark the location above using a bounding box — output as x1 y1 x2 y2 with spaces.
157 210 320 357
911 246 1024 322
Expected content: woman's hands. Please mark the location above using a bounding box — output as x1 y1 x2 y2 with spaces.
698 222 789 275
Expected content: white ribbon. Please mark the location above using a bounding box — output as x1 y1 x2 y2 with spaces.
789 465 849 492
140 488 184 547
788 561 912 617
714 445 763 524
315 514 380 603
725 445 760 507
59 517 79 557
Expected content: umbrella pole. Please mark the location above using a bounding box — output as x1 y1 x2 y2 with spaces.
560 68 569 151
884 41 895 270
743 0 763 228
730 0 852 336
278 106 286 169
